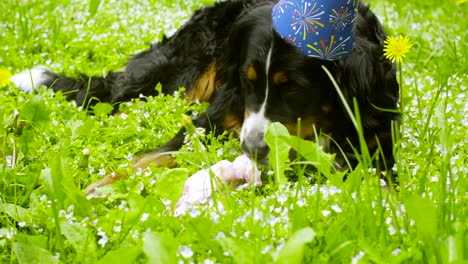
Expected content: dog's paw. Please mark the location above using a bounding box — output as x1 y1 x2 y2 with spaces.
11 66 55 93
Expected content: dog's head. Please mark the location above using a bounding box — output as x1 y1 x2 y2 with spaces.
222 3 399 166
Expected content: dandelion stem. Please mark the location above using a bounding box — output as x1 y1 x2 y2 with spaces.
398 62 404 136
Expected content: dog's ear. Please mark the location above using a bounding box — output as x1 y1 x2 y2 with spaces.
335 2 400 128
334 38 400 170
335 41 399 127
335 2 401 128
222 5 272 64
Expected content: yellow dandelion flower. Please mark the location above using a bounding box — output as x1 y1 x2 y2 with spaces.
383 35 413 63
0 67 12 87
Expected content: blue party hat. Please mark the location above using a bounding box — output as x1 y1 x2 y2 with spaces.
272 0 358 61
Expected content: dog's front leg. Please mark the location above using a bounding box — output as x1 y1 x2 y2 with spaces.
85 86 243 195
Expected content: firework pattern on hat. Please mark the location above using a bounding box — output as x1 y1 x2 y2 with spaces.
273 0 357 61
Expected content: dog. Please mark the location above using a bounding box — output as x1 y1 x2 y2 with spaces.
12 0 399 191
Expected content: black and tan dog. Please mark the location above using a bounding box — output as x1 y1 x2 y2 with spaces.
12 0 399 190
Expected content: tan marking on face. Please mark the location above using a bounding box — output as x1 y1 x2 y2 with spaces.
223 112 242 137
247 65 257 81
273 71 288 85
186 64 218 102
283 116 318 139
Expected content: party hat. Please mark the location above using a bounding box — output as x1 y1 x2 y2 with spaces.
272 0 358 61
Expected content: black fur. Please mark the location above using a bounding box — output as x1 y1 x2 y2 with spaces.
41 0 399 172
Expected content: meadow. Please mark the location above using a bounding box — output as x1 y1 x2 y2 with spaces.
0 0 467 263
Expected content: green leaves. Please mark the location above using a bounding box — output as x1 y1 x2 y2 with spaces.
14 241 60 264
143 231 178 264
264 123 291 184
88 0 102 17
19 95 50 126
60 221 97 262
218 237 257 264
41 149 90 216
99 245 142 264
0 0 467 262
404 194 438 241
276 227 316 264
264 122 335 183
286 136 334 178
404 194 441 262
155 168 188 206
92 102 114 117
0 203 32 223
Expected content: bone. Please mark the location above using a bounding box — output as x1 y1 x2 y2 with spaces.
174 155 261 216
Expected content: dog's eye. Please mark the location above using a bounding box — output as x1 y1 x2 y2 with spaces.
246 66 257 81
273 71 288 85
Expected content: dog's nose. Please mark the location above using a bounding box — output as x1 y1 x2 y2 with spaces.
240 132 269 161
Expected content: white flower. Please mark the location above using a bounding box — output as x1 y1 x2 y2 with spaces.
97 228 109 247
268 216 280 227
322 210 331 217
118 200 127 210
18 222 26 227
216 148 224 157
277 242 286 251
261 245 273 254
253 209 263 221
351 251 365 264
215 232 226 239
150 178 156 186
386 217 392 225
132 230 140 240
381 199 387 207
392 248 401 256
161 198 172 208
296 198 306 207
277 194 288 204
210 211 220 223
331 205 342 213
125 153 133 161
179 246 193 258
5 229 16 239
379 179 387 187
6 156 12 167
140 213 150 222
82 148 90 155
190 207 201 218
388 225 396 235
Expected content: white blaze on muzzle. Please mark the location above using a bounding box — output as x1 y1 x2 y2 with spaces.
240 44 273 156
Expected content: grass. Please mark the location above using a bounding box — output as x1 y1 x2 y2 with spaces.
0 0 467 263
